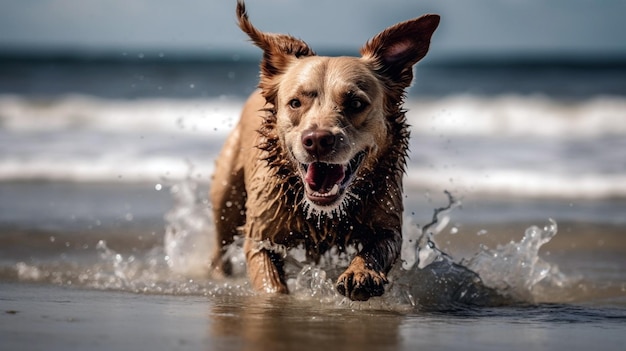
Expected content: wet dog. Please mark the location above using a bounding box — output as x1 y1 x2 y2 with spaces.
211 0 439 301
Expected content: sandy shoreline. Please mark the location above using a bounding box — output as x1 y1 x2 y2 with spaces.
1 282 213 351
2 281 625 351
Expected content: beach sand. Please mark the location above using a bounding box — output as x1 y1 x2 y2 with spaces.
2 281 625 351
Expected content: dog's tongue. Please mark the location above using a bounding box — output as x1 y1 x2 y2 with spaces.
305 162 345 193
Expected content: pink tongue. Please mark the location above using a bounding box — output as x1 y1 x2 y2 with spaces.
305 162 345 193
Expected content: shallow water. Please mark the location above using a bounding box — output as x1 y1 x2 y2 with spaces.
1 182 625 350
1 180 624 306
1 56 625 349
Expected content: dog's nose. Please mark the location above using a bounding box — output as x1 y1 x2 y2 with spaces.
301 130 336 158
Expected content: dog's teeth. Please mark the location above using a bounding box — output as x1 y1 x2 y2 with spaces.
329 184 339 196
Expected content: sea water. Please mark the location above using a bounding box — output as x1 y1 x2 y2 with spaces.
1 55 625 314
6 179 581 309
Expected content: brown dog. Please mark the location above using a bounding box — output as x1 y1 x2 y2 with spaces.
210 0 439 301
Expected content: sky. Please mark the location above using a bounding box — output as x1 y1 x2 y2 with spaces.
1 0 626 59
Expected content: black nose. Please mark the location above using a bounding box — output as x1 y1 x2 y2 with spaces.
301 129 336 158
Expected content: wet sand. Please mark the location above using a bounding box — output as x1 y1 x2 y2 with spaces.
2 282 625 351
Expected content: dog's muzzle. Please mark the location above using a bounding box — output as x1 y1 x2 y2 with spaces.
299 151 366 207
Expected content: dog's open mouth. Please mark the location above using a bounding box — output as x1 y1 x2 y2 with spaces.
300 151 366 206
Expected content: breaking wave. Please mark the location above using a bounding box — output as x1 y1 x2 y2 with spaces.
1 94 625 199
1 94 625 136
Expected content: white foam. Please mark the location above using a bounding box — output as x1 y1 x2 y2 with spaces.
0 94 242 135
0 156 214 183
406 94 626 137
407 168 626 199
1 93 624 198
2 94 625 137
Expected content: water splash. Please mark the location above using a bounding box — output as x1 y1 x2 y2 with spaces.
13 179 577 309
388 192 509 309
392 192 578 307
402 191 460 270
163 181 214 278
463 219 574 303
291 265 340 303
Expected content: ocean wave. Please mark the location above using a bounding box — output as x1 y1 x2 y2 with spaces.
0 156 214 183
407 94 626 137
407 168 626 199
1 154 623 199
1 93 625 137
0 94 241 135
1 93 624 199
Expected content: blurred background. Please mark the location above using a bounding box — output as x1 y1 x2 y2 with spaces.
0 0 625 228
2 0 626 58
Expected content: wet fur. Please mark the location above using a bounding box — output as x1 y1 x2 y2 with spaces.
211 0 439 301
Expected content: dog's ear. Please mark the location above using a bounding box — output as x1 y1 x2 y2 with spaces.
361 14 440 95
237 1 315 101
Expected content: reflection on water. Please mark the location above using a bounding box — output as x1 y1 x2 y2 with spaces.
209 295 403 351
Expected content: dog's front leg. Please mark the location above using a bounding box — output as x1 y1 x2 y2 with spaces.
336 229 402 301
243 238 288 294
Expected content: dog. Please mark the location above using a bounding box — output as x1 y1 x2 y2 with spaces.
210 0 439 301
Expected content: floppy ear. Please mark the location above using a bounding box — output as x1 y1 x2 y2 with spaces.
360 14 440 97
237 0 315 101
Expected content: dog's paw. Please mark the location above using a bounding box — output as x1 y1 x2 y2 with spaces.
336 257 388 301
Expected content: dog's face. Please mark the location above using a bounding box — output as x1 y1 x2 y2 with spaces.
276 56 388 210
237 1 439 214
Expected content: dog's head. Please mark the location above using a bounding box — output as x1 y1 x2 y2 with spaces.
237 0 439 214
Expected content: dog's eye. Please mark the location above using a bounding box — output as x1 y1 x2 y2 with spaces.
289 99 302 109
347 99 366 112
